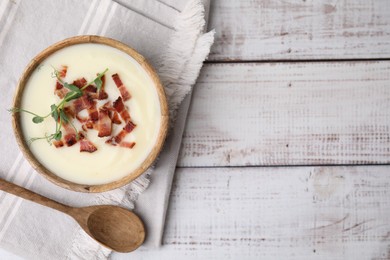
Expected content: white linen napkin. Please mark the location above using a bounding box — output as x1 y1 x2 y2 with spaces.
0 0 213 259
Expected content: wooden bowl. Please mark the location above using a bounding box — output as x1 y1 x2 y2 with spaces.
12 35 169 193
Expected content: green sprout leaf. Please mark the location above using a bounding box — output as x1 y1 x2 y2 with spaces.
32 116 44 123
64 83 81 93
54 131 62 141
51 104 59 121
59 109 69 123
64 91 82 102
94 77 103 90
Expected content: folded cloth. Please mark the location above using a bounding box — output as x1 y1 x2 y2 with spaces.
0 0 214 259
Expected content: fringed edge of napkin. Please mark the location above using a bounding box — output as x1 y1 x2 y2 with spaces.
67 0 214 258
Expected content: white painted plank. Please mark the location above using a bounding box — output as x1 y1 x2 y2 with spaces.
178 62 390 167
114 166 390 260
208 0 390 61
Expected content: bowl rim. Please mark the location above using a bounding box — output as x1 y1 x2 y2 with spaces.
12 35 169 193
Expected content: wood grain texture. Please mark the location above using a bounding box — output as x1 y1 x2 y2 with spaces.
208 0 390 61
126 167 390 260
178 62 390 167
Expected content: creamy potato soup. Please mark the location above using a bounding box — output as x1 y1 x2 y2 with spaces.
20 43 161 185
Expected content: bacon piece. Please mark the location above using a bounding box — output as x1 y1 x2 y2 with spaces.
63 127 77 147
72 97 98 127
76 114 88 123
81 120 95 132
59 113 78 146
77 131 97 152
73 78 87 88
102 101 112 109
54 81 69 98
58 65 68 78
85 120 94 129
106 121 136 146
102 101 121 124
124 121 136 133
120 142 136 149
52 140 64 148
88 106 99 123
55 81 63 89
113 130 127 144
52 107 76 148
70 94 94 114
84 85 97 93
97 106 112 137
113 96 131 123
87 100 99 122
115 121 136 142
64 135 77 146
63 106 75 119
80 139 97 153
73 78 98 94
78 131 86 139
112 73 131 101
97 75 108 100
111 111 121 124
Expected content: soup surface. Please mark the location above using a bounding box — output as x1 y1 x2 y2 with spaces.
20 43 161 185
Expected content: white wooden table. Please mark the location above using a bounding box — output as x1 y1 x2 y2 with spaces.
129 1 390 259
3 0 390 259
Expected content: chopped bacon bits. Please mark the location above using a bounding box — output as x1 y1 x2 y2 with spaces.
87 101 99 122
111 111 121 124
73 78 87 88
62 121 78 147
97 75 108 100
97 107 112 137
54 82 69 98
78 132 86 140
112 73 131 101
80 139 98 153
124 121 136 133
58 65 68 78
71 94 94 114
113 96 131 123
114 130 127 143
105 121 136 148
83 85 97 93
53 140 64 148
63 106 75 119
85 120 94 129
52 68 137 152
76 115 88 123
120 142 136 149
98 91 109 100
64 134 77 146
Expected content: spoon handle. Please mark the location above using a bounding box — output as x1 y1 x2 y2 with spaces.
0 177 71 214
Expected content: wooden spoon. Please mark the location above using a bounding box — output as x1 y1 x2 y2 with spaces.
0 178 145 252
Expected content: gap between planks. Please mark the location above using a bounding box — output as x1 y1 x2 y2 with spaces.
205 58 390 64
176 163 390 169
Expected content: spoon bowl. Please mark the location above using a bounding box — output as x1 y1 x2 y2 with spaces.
84 206 145 252
0 177 145 252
